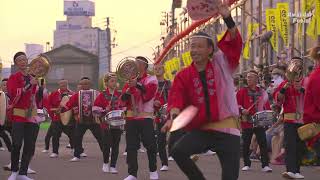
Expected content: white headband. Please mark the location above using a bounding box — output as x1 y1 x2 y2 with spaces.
14 54 27 61
190 35 213 40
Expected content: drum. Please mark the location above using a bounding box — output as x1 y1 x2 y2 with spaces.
159 104 168 123
298 123 320 141
105 110 125 129
79 90 99 124
60 95 72 125
252 110 276 127
0 91 7 126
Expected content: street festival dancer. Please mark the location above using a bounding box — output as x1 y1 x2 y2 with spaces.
47 79 75 158
274 57 305 179
61 77 104 162
303 46 320 169
153 64 171 171
162 4 242 180
121 56 159 180
7 52 47 180
237 70 272 173
93 73 123 174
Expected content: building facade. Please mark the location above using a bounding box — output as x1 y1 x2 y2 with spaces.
44 44 99 92
54 0 111 78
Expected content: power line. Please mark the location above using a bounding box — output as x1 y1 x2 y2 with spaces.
111 36 159 56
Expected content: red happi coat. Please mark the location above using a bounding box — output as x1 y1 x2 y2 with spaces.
121 73 158 120
303 66 320 147
63 89 99 123
236 86 271 129
93 88 122 129
47 89 74 122
274 80 304 124
168 29 242 131
7 71 44 123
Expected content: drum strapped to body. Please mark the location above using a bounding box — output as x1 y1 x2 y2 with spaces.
0 91 7 126
298 123 320 141
79 90 99 124
104 110 125 129
60 95 72 126
251 110 276 127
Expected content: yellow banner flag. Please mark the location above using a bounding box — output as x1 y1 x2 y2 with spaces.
164 60 173 80
217 31 226 42
277 3 290 47
182 51 193 67
316 0 320 35
266 8 279 52
171 57 181 72
243 23 259 59
307 14 317 39
302 0 315 13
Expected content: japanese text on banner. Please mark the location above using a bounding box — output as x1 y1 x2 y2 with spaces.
266 8 279 52
277 3 290 47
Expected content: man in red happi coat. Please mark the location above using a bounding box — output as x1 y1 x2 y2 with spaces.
162 4 242 180
274 57 306 179
93 73 123 173
303 46 320 168
237 70 272 173
47 79 75 158
7 52 46 180
153 64 171 171
121 56 159 180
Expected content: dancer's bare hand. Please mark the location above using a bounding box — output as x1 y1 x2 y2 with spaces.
218 2 231 18
161 120 173 133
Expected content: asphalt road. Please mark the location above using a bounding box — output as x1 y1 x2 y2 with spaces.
1 130 319 180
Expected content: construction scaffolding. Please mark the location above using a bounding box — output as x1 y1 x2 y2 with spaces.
155 0 318 78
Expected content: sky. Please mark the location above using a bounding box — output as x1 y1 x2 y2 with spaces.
0 0 174 70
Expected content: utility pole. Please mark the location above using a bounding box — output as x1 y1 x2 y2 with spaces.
258 0 263 65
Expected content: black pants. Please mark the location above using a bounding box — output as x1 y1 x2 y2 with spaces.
73 123 104 158
171 130 240 180
44 123 54 150
242 127 269 167
52 121 74 154
0 125 12 152
125 119 157 177
11 122 39 175
102 128 122 167
284 123 305 173
168 129 186 157
156 122 168 166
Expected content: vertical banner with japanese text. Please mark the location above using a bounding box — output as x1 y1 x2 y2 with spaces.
277 3 290 47
266 8 279 52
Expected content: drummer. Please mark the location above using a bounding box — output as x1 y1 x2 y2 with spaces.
47 79 75 158
274 57 305 179
60 77 104 162
153 64 170 171
237 70 272 172
93 73 123 174
121 56 159 180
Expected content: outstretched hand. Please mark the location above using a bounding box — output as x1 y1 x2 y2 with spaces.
218 2 231 18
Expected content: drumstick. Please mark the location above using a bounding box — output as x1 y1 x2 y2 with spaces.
247 101 258 111
246 95 263 111
108 88 115 109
